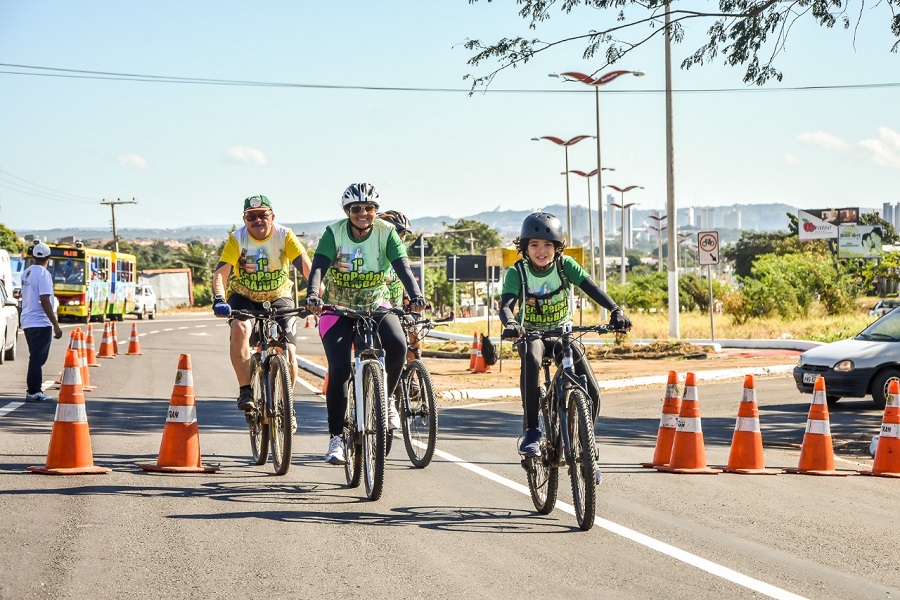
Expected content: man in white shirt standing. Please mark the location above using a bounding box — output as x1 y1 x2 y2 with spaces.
20 242 63 402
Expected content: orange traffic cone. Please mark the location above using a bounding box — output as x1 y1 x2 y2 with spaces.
139 354 219 473
126 323 142 355
27 349 110 475
97 321 116 358
467 332 478 371
641 371 682 468
723 375 779 474
110 321 120 355
859 380 900 477
75 329 96 392
473 335 490 373
85 325 99 367
784 375 851 476
656 372 721 474
50 330 78 387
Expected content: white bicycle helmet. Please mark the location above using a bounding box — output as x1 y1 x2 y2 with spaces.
341 183 380 209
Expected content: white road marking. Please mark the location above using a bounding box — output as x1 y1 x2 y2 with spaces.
410 445 808 600
189 332 211 336
0 402 25 417
294 376 324 399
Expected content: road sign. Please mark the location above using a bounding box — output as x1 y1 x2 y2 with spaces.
698 231 719 266
409 235 432 256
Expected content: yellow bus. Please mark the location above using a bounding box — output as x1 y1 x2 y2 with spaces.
38 244 137 323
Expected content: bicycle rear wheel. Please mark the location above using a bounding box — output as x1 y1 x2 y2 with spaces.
248 353 269 466
268 354 293 476
344 370 362 488
527 398 558 514
400 359 438 468
567 388 597 531
362 362 386 501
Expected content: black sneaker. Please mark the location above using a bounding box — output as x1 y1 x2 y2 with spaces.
237 388 256 412
518 428 542 457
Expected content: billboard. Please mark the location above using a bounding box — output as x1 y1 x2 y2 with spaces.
798 208 859 240
446 255 501 282
838 224 883 259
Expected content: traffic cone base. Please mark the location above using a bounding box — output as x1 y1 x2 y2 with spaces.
785 375 851 476
139 354 219 473
641 371 682 468
859 380 900 477
28 349 110 475
655 372 721 475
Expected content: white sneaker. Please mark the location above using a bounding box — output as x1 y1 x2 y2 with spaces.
325 435 345 465
25 392 55 403
388 402 402 431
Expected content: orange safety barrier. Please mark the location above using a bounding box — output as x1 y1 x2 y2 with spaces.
27 349 110 475
784 375 851 476
859 379 900 478
139 354 219 473
723 375 779 475
656 372 721 474
641 371 682 468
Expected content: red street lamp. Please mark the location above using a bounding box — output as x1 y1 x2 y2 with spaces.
607 184 643 285
565 167 615 279
550 69 644 316
532 135 593 241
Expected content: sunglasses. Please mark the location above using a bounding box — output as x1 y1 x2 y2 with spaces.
244 212 272 222
349 204 377 214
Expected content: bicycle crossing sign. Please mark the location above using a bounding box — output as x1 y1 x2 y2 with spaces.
698 231 719 266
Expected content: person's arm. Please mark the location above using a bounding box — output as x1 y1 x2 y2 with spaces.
286 232 313 281
291 253 313 281
577 277 621 313
305 254 332 300
499 292 518 326
39 294 62 339
212 262 233 299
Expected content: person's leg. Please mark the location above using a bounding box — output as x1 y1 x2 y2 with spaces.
377 313 407 398
571 342 602 423
229 319 253 386
518 338 544 431
24 327 52 395
321 317 354 438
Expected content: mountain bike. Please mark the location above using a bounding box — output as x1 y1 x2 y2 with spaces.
231 303 309 476
394 313 440 468
324 304 405 501
516 322 621 531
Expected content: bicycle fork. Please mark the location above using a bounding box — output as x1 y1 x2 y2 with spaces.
353 353 388 433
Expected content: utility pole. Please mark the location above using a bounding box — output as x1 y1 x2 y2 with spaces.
101 198 137 252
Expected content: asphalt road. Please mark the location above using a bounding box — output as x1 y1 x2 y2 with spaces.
0 314 896 600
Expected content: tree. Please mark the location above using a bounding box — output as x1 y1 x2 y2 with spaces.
0 223 27 253
465 1 900 88
430 218 502 256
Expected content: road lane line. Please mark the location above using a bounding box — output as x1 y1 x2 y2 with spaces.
0 402 24 417
421 441 808 600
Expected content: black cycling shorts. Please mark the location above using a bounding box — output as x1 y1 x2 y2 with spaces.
227 294 298 346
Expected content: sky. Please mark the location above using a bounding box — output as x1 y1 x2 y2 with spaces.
0 1 898 235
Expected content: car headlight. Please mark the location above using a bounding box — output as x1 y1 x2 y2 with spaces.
834 360 854 372
796 357 803 367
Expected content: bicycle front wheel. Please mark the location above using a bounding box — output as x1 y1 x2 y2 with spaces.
527 399 558 514
400 359 438 468
248 353 269 466
268 353 294 476
362 362 386 501
344 370 362 488
567 388 598 531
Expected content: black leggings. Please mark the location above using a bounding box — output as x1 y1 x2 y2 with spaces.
321 313 407 437
518 338 601 430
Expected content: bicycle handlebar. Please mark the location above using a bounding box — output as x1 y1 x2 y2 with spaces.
520 323 626 341
230 305 312 320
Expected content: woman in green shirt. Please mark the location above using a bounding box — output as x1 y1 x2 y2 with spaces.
499 212 632 458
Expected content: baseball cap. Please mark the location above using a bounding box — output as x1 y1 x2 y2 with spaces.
32 242 51 258
243 195 273 212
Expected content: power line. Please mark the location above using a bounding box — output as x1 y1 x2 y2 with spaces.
1 63 898 94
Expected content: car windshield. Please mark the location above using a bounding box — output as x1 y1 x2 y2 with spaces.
858 308 900 341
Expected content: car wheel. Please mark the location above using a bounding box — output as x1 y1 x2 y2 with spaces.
826 395 841 407
149 305 156 320
0 327 6 365
137 307 144 320
870 368 900 410
4 333 15 361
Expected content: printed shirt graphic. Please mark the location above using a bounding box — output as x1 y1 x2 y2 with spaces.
20 265 54 329
317 219 406 310
501 255 588 331
383 266 405 308
219 223 305 303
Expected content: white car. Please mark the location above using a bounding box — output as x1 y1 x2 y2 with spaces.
868 300 900 317
0 284 18 364
131 284 157 320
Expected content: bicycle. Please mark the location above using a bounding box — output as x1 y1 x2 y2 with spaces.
231 303 309 476
394 313 440 468
323 304 405 501
515 322 621 531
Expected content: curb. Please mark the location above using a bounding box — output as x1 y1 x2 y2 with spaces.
296 356 326 378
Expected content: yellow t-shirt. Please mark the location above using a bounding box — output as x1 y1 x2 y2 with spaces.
219 224 305 302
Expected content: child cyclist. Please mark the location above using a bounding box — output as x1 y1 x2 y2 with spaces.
499 212 632 458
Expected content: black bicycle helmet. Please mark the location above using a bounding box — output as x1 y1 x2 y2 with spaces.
378 210 412 234
519 212 564 243
341 183 380 209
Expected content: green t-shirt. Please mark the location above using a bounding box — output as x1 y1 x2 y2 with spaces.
316 218 407 310
384 266 405 308
502 255 588 331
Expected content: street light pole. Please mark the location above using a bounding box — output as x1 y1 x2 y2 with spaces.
607 185 643 285
550 69 644 319
567 168 614 280
649 212 667 272
532 135 592 243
